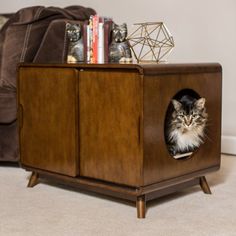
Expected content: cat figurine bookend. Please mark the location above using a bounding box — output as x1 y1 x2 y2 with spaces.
109 23 133 63
66 22 132 64
66 22 84 63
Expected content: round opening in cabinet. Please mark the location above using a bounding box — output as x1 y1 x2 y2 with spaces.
164 89 208 160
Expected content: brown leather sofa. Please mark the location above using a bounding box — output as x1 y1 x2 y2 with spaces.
0 6 95 162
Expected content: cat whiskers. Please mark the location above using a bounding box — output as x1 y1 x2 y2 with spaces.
203 127 214 143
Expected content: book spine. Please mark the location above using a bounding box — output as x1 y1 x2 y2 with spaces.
104 20 113 63
84 15 112 64
83 21 88 63
98 22 104 63
88 15 94 63
92 15 99 63
86 24 91 62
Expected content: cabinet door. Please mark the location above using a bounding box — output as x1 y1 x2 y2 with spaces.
79 69 142 186
18 67 79 177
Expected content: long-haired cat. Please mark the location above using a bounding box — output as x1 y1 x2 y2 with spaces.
165 95 208 156
109 23 132 63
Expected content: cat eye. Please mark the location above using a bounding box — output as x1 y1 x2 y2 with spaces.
177 111 184 116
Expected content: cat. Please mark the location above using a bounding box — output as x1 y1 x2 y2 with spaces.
66 23 84 63
165 95 208 156
109 23 132 63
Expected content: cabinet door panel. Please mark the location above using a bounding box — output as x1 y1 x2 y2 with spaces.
18 67 78 176
79 70 142 186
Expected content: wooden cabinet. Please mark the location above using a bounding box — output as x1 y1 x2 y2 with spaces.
18 67 79 176
78 69 142 186
18 63 222 218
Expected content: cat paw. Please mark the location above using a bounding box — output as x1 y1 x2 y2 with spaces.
125 57 133 63
119 57 133 63
67 55 77 63
168 146 177 156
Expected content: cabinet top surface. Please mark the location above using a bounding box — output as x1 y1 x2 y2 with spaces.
19 62 222 75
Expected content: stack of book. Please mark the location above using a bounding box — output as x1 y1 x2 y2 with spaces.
84 15 113 63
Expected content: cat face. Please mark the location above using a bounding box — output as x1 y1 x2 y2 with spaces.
112 23 127 43
171 97 208 132
66 23 82 42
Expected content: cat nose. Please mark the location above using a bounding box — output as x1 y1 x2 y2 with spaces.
185 117 192 126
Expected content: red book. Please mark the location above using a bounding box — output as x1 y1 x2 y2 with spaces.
92 15 99 63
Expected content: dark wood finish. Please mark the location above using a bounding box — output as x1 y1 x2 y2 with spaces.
145 177 201 201
199 176 212 194
22 165 217 199
20 62 221 74
18 63 222 218
143 72 222 185
79 69 142 186
27 172 39 187
18 67 79 176
137 195 146 218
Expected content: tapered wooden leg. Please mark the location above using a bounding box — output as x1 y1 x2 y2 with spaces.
199 176 212 194
136 195 146 218
27 172 39 188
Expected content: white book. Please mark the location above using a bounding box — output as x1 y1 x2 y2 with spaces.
98 22 104 63
86 24 91 63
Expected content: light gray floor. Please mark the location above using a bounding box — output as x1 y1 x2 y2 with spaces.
0 154 235 236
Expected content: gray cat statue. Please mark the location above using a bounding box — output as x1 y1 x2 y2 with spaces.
109 23 132 63
66 23 84 63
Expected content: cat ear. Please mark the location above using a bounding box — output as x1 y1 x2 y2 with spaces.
66 22 71 29
172 99 182 111
195 98 206 109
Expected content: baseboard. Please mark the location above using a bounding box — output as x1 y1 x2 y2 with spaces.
221 136 236 156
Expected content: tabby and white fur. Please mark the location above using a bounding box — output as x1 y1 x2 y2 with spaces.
165 95 208 155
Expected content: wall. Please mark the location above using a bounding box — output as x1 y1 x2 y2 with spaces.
2 0 236 154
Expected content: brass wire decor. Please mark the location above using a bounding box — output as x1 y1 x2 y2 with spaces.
127 22 174 63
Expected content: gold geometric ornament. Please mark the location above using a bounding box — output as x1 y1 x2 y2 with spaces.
127 22 175 63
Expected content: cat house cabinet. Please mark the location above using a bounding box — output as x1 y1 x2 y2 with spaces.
18 63 222 218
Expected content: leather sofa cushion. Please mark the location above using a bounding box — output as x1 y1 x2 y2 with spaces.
0 6 95 88
0 87 16 123
0 16 9 30
0 121 19 161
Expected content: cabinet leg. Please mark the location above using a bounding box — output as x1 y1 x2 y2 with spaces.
27 172 39 188
136 195 146 218
199 176 212 194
